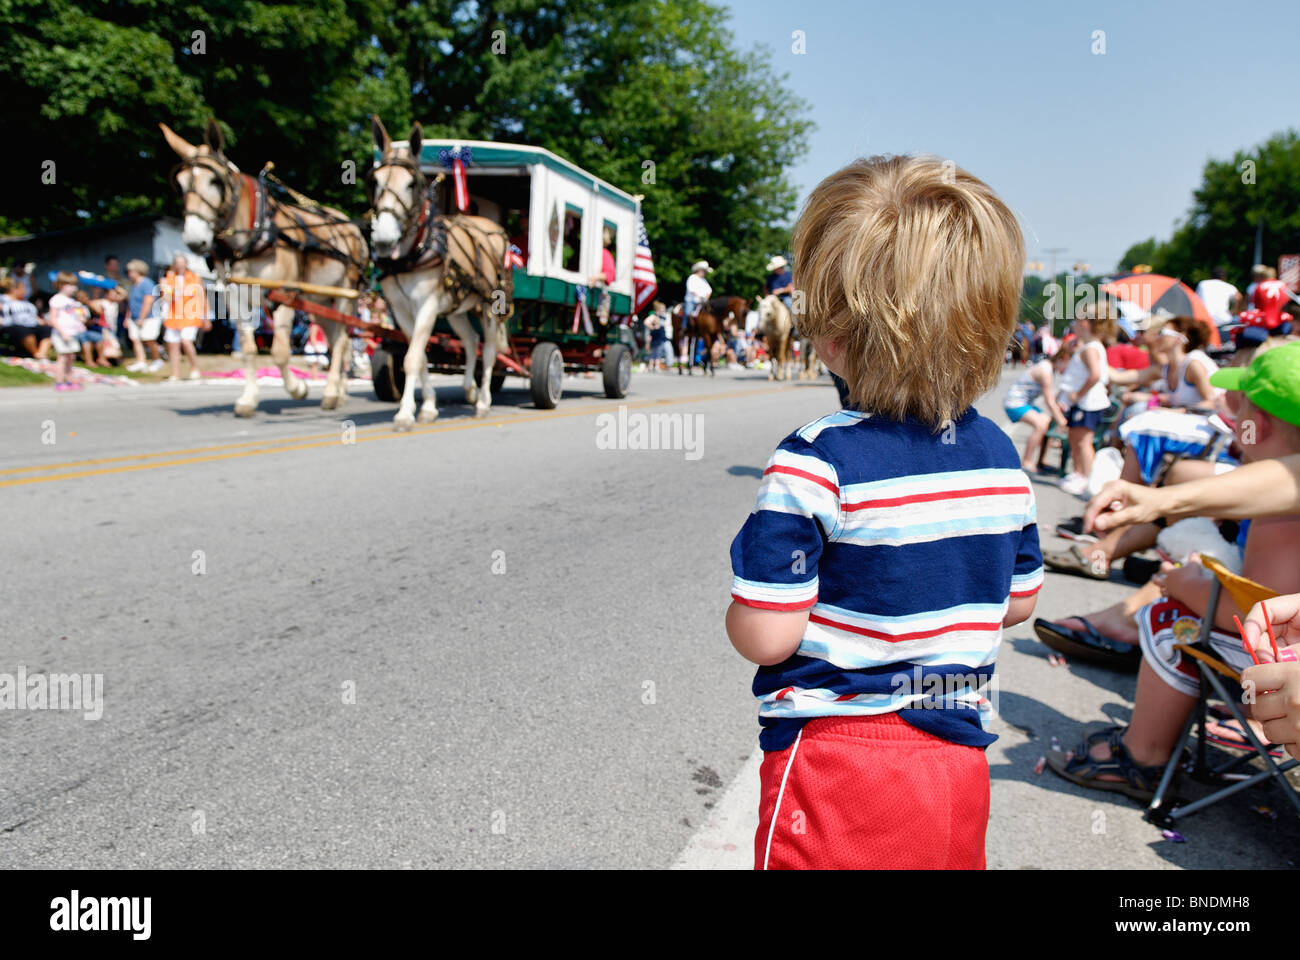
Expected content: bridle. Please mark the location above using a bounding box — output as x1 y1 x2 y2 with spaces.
366 153 444 273
171 152 243 240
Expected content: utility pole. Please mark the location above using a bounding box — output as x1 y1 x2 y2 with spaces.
1043 247 1067 280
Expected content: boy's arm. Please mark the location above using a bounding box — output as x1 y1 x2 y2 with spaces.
1003 594 1037 627
726 603 809 666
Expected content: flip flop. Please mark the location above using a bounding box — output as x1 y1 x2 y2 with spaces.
1046 725 1165 803
1042 543 1110 580
1033 617 1141 670
1054 517 1099 544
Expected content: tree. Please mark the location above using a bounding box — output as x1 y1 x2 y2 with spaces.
0 0 395 236
1121 130 1300 289
0 0 812 298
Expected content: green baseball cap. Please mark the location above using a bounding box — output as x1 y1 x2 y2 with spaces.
1210 342 1300 427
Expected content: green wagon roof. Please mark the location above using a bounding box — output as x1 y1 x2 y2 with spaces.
382 139 640 213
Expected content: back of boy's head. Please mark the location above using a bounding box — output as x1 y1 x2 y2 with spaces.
792 155 1024 428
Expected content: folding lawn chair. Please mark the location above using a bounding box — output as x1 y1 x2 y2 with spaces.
1143 555 1300 827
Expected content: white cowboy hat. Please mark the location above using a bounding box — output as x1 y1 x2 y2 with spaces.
691 260 713 274
765 255 788 272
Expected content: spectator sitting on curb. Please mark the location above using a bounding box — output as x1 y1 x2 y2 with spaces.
1 276 50 359
1044 345 1300 801
1035 343 1300 668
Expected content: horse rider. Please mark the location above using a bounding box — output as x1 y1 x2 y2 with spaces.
765 254 794 326
685 259 713 322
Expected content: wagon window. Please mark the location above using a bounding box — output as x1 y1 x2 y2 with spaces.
602 219 618 274
562 203 583 273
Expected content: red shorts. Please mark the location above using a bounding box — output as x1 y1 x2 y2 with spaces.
755 713 990 870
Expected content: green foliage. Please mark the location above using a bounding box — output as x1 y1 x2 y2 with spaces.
1020 272 1107 337
1124 130 1300 288
1 0 812 298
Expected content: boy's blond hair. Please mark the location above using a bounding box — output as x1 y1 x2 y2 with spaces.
792 155 1024 428
55 271 78 288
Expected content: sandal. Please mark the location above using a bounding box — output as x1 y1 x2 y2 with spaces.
1033 617 1141 670
1043 543 1111 580
1053 517 1099 544
1046 725 1165 803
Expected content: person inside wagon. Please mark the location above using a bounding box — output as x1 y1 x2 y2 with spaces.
589 225 616 324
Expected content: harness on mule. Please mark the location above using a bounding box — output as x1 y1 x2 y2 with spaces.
368 159 514 321
172 154 368 278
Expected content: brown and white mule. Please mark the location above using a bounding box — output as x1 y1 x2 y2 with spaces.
368 117 513 428
161 119 367 417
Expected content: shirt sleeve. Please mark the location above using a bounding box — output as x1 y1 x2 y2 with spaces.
1010 487 1044 598
729 436 840 611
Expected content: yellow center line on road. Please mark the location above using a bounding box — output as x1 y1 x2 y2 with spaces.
1 383 803 488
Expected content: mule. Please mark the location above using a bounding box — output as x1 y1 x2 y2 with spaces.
161 119 366 417
369 117 513 428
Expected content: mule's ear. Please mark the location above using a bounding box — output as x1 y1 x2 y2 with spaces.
204 118 225 154
408 122 424 158
159 122 198 159
372 114 391 155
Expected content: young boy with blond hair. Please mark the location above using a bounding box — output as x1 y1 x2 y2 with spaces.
725 155 1042 869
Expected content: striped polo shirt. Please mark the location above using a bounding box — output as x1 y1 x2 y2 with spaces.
730 407 1043 752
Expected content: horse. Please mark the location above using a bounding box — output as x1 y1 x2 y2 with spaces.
670 302 722 377
756 294 795 380
673 294 748 377
160 119 367 417
368 117 514 427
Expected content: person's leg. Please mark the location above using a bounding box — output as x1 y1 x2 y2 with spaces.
1120 444 1144 483
183 330 200 372
1120 659 1198 766
1057 581 1161 646
167 333 181 378
1068 425 1095 478
1018 409 1050 471
19 332 38 358
1163 458 1219 484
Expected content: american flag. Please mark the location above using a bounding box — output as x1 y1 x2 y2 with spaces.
505 243 525 270
632 209 657 312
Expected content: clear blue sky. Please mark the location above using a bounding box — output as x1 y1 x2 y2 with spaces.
725 0 1299 276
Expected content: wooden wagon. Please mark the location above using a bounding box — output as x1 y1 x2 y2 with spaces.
366 139 643 408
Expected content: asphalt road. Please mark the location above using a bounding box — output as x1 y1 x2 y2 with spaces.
1 364 1296 869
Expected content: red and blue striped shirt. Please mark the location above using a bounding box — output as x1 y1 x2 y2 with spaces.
730 407 1042 751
